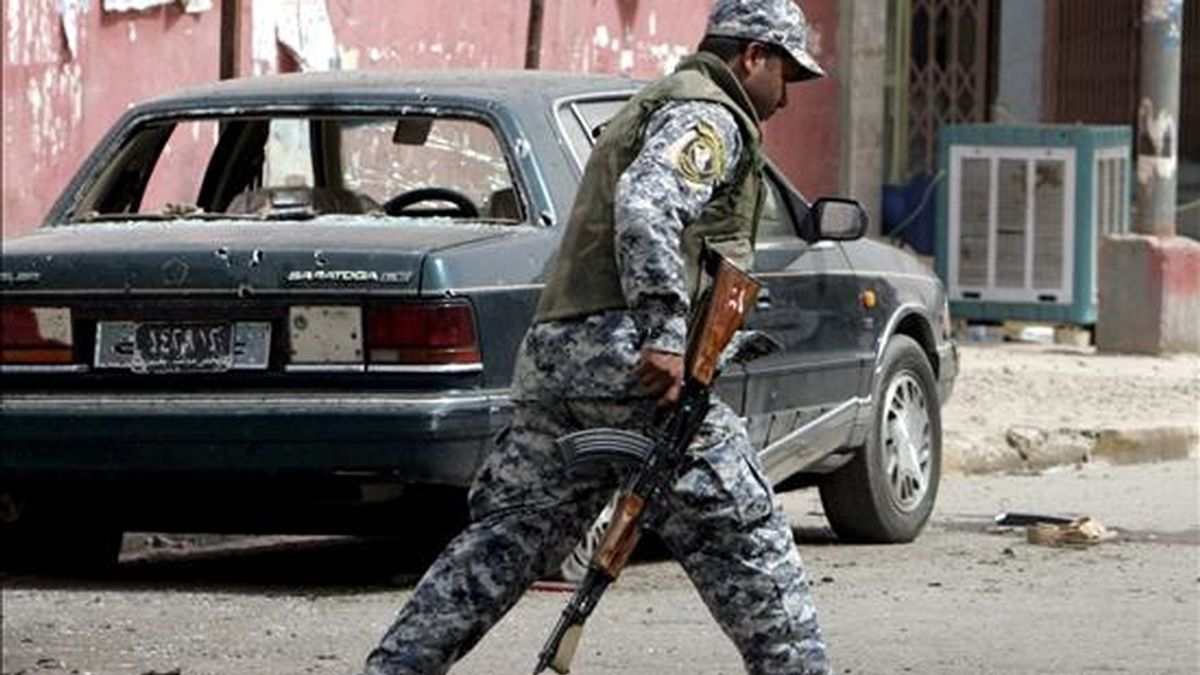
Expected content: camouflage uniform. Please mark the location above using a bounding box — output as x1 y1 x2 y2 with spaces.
362 1 830 673
362 97 830 675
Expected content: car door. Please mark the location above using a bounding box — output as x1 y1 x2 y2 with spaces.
743 170 868 481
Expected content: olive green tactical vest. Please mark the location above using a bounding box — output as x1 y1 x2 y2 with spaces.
534 52 766 323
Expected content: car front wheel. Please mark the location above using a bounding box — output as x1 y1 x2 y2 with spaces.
819 334 941 543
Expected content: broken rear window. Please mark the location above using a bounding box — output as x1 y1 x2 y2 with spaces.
72 114 524 224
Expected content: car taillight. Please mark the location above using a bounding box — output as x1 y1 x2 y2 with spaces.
366 303 481 365
1 305 74 364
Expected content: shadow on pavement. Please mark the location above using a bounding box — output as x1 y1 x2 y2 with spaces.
1 534 443 594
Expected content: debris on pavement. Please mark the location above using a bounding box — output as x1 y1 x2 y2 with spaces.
991 512 1119 548
994 512 1074 527
1026 517 1118 548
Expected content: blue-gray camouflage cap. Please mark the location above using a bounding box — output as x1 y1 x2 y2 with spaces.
706 0 825 81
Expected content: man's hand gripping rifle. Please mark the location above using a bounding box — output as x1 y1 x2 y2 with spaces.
533 254 769 674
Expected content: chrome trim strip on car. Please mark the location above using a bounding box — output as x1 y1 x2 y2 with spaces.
282 363 484 374
436 283 545 295
368 363 484 374
1 390 514 413
285 364 367 373
761 397 867 452
747 356 864 374
752 269 941 283
0 364 89 374
757 396 868 477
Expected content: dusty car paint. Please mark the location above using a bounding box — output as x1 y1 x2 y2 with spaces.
1 70 956 542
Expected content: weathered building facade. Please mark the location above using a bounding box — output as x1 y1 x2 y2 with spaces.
1 0 848 238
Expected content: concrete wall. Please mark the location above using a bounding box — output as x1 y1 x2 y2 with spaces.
837 0 885 233
993 0 1044 123
1 0 844 239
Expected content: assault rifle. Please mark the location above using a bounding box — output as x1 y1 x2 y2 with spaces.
533 254 764 674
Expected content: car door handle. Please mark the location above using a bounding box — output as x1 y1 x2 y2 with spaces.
756 288 772 310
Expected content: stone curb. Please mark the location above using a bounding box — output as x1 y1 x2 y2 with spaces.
944 424 1199 475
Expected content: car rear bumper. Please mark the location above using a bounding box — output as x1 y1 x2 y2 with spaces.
1 390 513 487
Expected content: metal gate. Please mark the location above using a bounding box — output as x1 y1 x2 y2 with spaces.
890 0 992 179
1183 0 1199 159
1045 0 1141 126
1047 0 1197 160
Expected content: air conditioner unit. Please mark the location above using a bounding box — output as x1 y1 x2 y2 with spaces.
935 125 1132 325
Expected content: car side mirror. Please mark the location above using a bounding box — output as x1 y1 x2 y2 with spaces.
803 197 868 241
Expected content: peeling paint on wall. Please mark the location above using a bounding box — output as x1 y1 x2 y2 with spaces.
8 0 60 65
648 42 690 74
1138 97 1178 183
24 63 83 161
252 0 339 74
103 0 172 11
102 0 210 13
57 0 87 59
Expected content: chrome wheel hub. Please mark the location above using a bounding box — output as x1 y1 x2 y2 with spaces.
881 371 932 511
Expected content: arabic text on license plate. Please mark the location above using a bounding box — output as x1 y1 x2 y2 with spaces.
134 323 233 372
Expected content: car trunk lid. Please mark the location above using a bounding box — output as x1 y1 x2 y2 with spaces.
1 218 513 293
1 218 520 384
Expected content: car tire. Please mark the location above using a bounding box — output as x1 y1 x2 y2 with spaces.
819 334 941 543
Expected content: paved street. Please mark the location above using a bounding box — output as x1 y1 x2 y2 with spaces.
3 458 1197 675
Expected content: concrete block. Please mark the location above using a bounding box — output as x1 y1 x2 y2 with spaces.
947 425 1198 475
1054 325 1092 347
1092 426 1199 464
1002 321 1054 343
1097 235 1200 354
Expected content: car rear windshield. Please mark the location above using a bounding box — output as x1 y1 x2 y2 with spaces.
71 114 525 223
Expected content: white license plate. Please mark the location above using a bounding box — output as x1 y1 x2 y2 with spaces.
95 321 271 373
134 323 232 373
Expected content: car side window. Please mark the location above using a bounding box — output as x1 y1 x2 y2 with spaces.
556 97 630 168
756 178 794 241
757 168 815 244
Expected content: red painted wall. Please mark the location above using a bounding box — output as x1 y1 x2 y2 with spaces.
2 1 221 237
2 0 840 238
321 1 529 71
536 0 840 199
763 0 839 200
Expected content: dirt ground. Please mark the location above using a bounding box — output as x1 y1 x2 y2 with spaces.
941 342 1199 472
3 459 1197 675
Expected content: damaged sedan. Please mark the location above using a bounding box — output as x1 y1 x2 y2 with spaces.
1 70 956 572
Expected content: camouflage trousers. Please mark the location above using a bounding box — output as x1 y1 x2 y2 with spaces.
361 397 830 675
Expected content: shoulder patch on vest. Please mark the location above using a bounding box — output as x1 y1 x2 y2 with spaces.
669 121 727 186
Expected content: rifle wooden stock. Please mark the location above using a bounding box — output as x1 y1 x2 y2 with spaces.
534 254 761 674
595 493 646 576
685 256 762 385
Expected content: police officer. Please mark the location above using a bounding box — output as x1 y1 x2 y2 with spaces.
361 1 830 673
